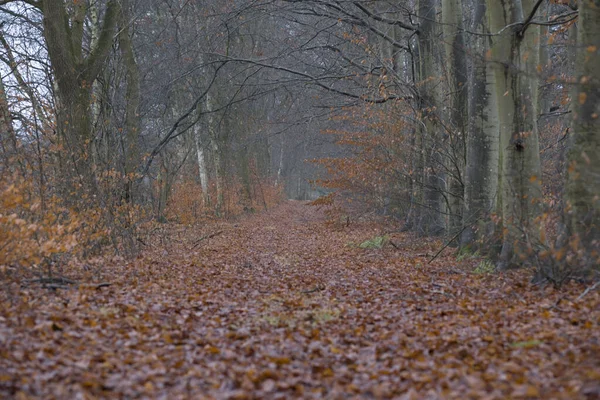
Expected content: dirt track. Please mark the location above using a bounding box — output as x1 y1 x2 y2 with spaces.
1 201 598 399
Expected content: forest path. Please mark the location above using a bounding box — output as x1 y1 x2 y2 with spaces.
1 201 598 399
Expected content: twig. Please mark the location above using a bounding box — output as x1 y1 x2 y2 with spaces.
301 285 326 294
191 230 223 249
27 280 112 291
84 282 112 290
428 225 469 264
448 268 467 275
27 277 77 285
45 284 70 290
544 295 566 312
518 0 545 38
425 289 455 298
577 281 600 301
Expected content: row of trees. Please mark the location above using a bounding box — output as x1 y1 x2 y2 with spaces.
219 0 595 278
0 0 597 280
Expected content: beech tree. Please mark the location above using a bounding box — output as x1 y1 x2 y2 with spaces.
461 0 500 250
485 0 543 269
565 0 599 271
39 0 120 195
442 0 468 241
0 0 596 276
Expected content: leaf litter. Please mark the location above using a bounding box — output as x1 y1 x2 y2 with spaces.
1 201 598 399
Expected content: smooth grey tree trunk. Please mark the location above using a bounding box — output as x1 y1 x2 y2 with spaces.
119 0 141 202
442 0 468 242
205 93 224 216
417 0 445 236
194 126 210 207
487 0 543 269
461 0 500 249
565 0 600 270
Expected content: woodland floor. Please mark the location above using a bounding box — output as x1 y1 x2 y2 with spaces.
1 201 599 399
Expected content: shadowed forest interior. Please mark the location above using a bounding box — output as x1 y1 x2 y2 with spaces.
0 0 599 398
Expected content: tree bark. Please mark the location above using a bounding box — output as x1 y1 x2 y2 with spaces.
416 0 445 236
118 0 141 202
565 0 600 269
461 0 500 250
0 76 18 174
205 93 224 216
442 0 468 242
487 0 543 269
194 126 210 207
40 0 119 197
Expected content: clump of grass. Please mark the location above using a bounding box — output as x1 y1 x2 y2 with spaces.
261 308 340 328
456 246 480 261
473 259 495 274
359 235 389 249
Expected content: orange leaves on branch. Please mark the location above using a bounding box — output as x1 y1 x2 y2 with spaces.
0 167 150 273
312 102 410 217
309 192 336 207
167 176 284 225
0 176 80 268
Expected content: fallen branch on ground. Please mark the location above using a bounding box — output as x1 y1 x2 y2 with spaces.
191 230 224 249
577 281 600 301
26 277 77 285
389 240 400 250
428 225 469 264
301 285 326 294
23 279 112 291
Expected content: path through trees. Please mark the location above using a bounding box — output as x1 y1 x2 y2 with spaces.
1 202 598 398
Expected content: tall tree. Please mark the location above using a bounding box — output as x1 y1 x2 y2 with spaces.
118 0 141 202
487 0 543 269
461 0 500 249
416 0 445 236
39 0 120 195
0 75 17 173
442 0 468 241
565 0 600 270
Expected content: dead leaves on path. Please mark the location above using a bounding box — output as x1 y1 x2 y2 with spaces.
1 202 599 399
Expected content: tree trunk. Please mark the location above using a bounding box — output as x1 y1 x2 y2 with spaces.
205 93 224 216
565 0 600 270
461 0 500 250
212 137 224 217
442 0 468 242
275 136 284 187
41 0 119 198
416 0 445 236
194 126 210 207
522 0 542 120
119 0 141 203
0 76 18 174
487 0 543 270
157 158 170 222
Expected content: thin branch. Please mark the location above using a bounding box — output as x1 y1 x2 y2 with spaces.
577 281 600 301
518 0 546 38
191 230 224 249
352 2 418 33
0 0 40 6
211 54 412 104
139 62 226 178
